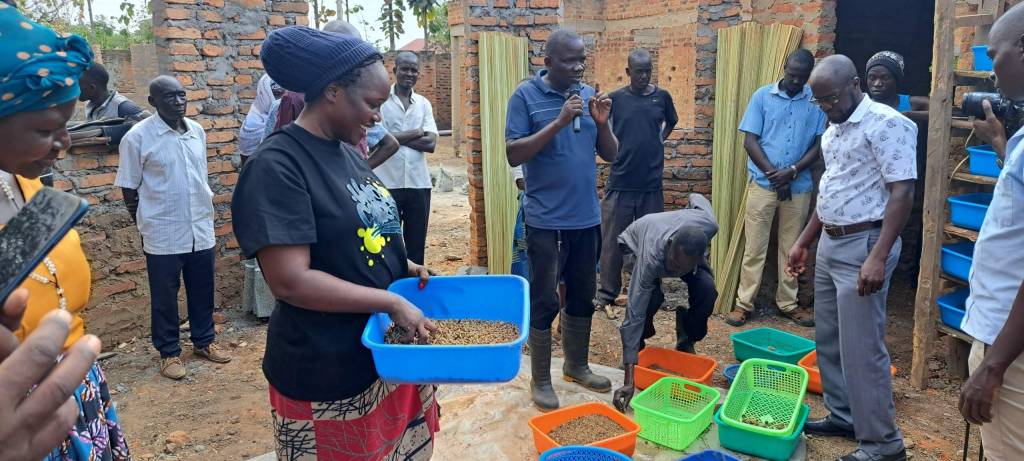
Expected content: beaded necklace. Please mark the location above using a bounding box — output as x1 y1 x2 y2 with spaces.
0 175 67 311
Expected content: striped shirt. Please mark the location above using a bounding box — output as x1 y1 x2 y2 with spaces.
115 115 215 255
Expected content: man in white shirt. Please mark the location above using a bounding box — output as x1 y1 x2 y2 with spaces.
786 55 916 461
958 5 1024 460
376 51 438 264
116 76 231 381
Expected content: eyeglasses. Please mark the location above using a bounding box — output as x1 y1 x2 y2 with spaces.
810 93 841 107
810 77 856 107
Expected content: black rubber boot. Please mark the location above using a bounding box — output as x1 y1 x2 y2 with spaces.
529 327 559 411
560 311 612 393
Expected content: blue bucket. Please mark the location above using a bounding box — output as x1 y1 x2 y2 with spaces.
539 446 632 461
941 242 975 282
361 275 530 384
967 145 1001 178
937 288 970 331
948 193 992 231
973 45 992 71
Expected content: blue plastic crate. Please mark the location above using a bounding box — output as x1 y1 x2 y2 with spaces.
948 193 992 231
973 45 992 71
938 288 970 331
539 446 631 461
361 275 529 384
679 450 742 461
723 364 740 386
967 145 1001 178
941 242 975 282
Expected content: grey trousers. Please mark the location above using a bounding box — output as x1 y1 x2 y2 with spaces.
815 228 904 456
597 189 664 305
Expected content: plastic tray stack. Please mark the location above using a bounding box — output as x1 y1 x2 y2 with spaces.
715 358 809 461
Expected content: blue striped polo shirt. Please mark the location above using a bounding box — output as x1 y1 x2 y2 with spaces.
505 70 600 230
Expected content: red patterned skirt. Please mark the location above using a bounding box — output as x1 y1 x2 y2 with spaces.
269 381 439 461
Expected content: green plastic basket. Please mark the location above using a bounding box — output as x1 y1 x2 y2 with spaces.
630 377 721 451
720 358 808 437
731 327 815 364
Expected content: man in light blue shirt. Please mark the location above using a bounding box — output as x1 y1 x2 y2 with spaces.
958 6 1024 458
727 49 825 328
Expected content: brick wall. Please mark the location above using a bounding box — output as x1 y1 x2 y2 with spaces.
382 50 454 130
57 0 306 345
750 0 836 57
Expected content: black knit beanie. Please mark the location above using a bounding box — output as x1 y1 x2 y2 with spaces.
260 26 381 101
866 51 905 84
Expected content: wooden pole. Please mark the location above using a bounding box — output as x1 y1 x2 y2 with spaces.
911 0 955 389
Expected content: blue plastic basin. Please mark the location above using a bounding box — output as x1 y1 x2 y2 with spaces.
938 288 970 331
948 193 993 231
941 242 975 282
361 275 529 384
967 145 1001 178
678 450 742 461
540 446 631 461
973 45 992 71
723 364 741 386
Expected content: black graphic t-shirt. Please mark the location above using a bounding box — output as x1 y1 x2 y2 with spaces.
232 123 408 402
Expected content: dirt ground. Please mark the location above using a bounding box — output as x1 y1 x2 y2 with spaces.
102 138 976 460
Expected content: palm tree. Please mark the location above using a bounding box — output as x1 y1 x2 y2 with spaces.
379 0 406 51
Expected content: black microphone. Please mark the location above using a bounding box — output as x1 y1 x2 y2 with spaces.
570 83 582 132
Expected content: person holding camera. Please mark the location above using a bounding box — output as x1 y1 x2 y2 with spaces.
958 5 1024 460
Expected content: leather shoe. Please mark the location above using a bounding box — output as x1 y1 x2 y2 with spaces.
838 448 907 461
804 417 856 440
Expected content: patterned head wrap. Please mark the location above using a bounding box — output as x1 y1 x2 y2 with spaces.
0 3 93 118
866 51 905 84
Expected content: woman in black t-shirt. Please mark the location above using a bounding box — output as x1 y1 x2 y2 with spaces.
232 27 439 460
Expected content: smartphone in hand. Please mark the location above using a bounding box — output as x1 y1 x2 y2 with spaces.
0 187 89 303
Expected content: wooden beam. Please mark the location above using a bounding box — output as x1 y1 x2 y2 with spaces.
956 14 994 28
912 0 955 390
953 171 999 185
944 224 979 242
946 335 971 379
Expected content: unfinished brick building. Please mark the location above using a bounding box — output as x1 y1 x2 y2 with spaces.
450 0 959 270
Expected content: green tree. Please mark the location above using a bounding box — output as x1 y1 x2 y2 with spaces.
14 0 84 31
307 0 336 29
427 2 449 46
408 0 436 46
379 0 406 51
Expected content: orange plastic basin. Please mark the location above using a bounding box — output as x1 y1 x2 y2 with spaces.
527 402 641 457
635 347 718 390
799 350 896 394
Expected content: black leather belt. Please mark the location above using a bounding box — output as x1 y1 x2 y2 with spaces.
823 220 883 238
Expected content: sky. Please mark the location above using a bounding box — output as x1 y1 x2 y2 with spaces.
89 0 424 51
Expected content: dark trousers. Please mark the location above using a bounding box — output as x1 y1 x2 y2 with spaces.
640 262 718 350
391 188 431 265
597 190 664 305
526 225 601 330
145 248 216 358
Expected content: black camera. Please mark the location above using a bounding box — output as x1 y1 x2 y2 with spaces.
962 92 1024 135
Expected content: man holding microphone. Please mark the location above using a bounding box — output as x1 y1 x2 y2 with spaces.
505 29 618 410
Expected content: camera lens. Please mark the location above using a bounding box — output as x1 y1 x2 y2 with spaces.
963 92 1004 119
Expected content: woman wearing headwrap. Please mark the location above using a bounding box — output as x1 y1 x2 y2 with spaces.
865 50 929 123
238 73 282 169
232 26 440 459
0 5 131 460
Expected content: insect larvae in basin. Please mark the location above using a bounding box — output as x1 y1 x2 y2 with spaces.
384 319 520 345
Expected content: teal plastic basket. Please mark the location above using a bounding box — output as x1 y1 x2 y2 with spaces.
630 377 720 451
719 359 808 437
730 327 815 364
715 404 809 461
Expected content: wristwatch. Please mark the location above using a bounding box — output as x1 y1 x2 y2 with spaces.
789 165 798 176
